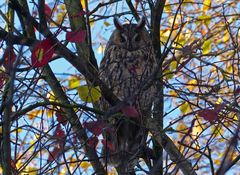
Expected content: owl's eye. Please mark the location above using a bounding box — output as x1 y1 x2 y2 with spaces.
120 34 126 43
134 34 141 42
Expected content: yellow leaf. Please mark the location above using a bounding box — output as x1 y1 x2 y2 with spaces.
187 79 197 91
214 159 221 165
169 90 177 97
27 110 42 120
216 97 223 105
29 140 35 152
165 4 171 12
59 4 65 10
68 76 81 89
46 109 54 118
90 18 95 27
202 40 211 54
192 122 203 139
176 35 186 47
97 45 105 54
69 158 78 169
56 13 64 24
35 48 44 61
163 60 177 79
163 69 174 80
16 160 23 169
226 65 233 74
170 60 177 70
47 91 56 102
179 102 190 114
231 152 238 161
211 125 223 137
218 138 225 142
77 85 101 103
23 167 38 175
160 29 171 43
0 127 2 134
107 168 117 175
15 128 23 133
177 121 188 133
104 21 110 27
80 0 86 9
203 0 211 11
80 161 91 172
193 152 201 159
223 31 229 42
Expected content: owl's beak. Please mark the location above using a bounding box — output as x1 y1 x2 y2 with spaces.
127 41 133 51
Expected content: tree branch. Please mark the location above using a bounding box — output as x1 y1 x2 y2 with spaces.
147 117 197 175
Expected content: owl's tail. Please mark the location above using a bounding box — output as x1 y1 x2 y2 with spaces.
116 154 136 175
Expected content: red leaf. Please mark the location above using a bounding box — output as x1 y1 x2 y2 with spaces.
10 160 16 170
87 136 99 148
102 139 115 151
48 144 63 162
66 30 86 43
121 105 139 118
31 39 55 67
198 109 218 122
70 11 85 19
56 112 67 125
54 124 65 138
72 134 78 144
44 4 52 19
83 120 107 136
3 46 16 71
32 10 37 17
235 88 240 94
214 103 226 113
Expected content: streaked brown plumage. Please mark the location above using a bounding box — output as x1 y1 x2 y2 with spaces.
99 17 157 174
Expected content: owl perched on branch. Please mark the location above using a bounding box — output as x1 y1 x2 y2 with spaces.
99 16 157 174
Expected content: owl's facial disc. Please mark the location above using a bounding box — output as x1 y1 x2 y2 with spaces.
120 33 127 43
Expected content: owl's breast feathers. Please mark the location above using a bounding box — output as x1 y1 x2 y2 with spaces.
100 45 157 112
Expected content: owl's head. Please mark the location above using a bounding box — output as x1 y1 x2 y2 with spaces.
108 17 151 51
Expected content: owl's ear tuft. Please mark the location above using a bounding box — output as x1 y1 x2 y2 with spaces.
113 16 123 30
136 16 146 30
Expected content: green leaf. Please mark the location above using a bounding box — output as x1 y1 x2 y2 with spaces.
202 40 211 54
179 102 190 114
104 21 110 27
68 76 81 89
197 15 211 25
77 85 101 103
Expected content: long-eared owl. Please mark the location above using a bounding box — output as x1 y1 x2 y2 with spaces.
99 16 157 174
